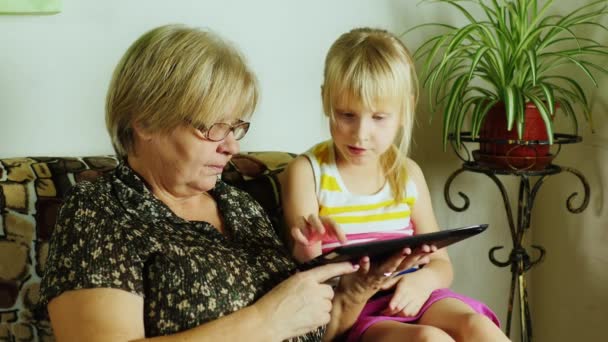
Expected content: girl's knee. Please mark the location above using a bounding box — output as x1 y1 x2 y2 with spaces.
412 325 455 342
459 313 506 340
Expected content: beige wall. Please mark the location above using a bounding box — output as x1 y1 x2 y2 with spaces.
530 2 608 340
410 1 608 341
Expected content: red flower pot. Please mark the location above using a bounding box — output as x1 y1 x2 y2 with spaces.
476 103 553 170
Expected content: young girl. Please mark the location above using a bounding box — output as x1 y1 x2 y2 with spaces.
282 27 510 342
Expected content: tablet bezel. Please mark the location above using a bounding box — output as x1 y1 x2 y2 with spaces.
300 224 488 269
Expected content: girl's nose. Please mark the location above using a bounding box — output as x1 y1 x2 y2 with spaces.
355 118 371 141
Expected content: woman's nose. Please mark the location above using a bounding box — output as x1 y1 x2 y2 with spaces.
217 131 240 155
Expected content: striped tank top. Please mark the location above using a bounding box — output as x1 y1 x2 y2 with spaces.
304 141 418 253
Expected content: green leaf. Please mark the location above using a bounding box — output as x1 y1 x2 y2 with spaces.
550 53 599 86
525 50 537 86
421 34 453 77
467 46 490 80
538 82 555 115
527 94 554 144
454 95 478 146
504 85 517 131
580 60 608 75
543 76 588 106
442 74 468 149
402 22 457 36
472 98 499 138
555 96 579 134
442 0 478 24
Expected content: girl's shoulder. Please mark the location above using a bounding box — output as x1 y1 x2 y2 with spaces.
404 157 430 195
304 140 333 165
405 157 424 179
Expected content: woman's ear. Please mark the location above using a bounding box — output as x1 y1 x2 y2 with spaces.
132 121 153 141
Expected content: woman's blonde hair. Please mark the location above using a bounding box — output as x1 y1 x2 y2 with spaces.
322 27 418 203
106 24 258 158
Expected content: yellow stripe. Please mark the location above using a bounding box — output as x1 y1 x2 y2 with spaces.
320 175 342 192
406 196 416 206
331 210 411 224
319 197 416 216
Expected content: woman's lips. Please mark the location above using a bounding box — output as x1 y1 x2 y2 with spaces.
208 165 225 173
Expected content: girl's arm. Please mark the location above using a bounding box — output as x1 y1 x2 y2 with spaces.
323 248 431 340
405 158 454 289
282 155 347 262
48 263 358 342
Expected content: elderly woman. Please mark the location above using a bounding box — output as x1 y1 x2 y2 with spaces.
40 24 427 342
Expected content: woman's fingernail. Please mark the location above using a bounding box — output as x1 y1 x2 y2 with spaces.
353 264 360 270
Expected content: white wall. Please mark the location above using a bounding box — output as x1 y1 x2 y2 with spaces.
0 0 411 157
4 1 605 341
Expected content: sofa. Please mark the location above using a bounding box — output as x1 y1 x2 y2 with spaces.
0 151 295 341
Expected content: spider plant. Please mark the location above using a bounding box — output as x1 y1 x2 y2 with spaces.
406 0 608 149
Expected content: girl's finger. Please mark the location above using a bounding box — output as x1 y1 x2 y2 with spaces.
402 301 421 317
418 255 430 265
358 256 371 274
297 216 315 239
307 214 326 235
386 296 409 316
291 228 310 245
377 249 409 275
320 216 347 243
380 276 400 290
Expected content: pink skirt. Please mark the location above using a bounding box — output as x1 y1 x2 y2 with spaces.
345 288 500 342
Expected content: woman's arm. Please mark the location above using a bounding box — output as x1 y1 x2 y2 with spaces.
48 288 274 342
48 263 359 342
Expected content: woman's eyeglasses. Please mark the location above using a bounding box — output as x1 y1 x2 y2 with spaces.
192 120 250 142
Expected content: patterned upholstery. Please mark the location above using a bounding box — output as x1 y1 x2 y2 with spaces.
0 152 295 341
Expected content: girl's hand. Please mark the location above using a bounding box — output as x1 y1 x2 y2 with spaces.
376 243 437 290
337 246 432 304
382 275 434 317
291 214 347 262
254 262 359 340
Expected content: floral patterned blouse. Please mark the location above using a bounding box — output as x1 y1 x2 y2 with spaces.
40 162 324 341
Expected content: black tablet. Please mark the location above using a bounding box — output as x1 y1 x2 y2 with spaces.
299 224 488 270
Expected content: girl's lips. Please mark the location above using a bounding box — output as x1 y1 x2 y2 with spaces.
347 145 366 155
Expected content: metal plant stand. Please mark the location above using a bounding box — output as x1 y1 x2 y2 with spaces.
443 133 590 342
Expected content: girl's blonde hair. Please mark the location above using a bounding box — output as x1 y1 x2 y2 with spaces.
322 27 418 203
106 24 258 158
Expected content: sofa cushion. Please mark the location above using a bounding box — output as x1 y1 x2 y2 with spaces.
0 152 295 341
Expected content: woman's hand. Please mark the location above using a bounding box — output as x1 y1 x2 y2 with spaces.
254 262 359 340
337 245 434 304
291 214 347 262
